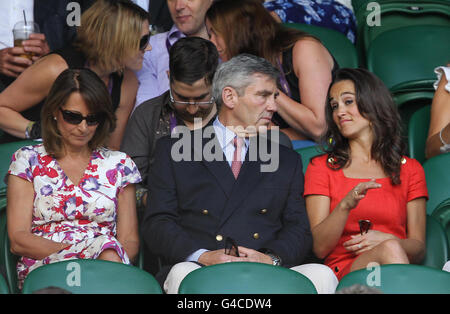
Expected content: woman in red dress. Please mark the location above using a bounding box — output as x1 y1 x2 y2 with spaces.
304 68 428 280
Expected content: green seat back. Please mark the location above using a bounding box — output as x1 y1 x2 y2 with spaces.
0 140 39 200
0 207 6 275
394 91 434 132
354 1 450 65
178 262 317 294
432 198 450 252
336 264 450 294
0 141 39 293
283 23 359 68
422 215 449 269
423 152 450 214
0 206 17 294
0 216 19 294
366 24 450 90
0 274 8 294
408 105 431 164
22 259 163 294
295 145 325 174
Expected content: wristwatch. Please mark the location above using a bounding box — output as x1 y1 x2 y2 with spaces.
258 248 282 266
266 252 282 266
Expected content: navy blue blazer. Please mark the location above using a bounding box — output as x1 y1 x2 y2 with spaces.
34 0 95 51
142 130 312 275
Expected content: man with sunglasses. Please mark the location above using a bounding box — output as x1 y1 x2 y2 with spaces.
121 36 218 212
134 0 213 108
142 54 338 294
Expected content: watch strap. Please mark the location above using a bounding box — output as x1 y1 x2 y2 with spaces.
258 248 282 266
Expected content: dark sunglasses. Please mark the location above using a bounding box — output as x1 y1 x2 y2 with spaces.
59 108 104 126
224 237 240 257
139 34 150 50
359 219 372 235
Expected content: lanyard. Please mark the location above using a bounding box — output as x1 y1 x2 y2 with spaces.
169 112 177 132
165 30 183 54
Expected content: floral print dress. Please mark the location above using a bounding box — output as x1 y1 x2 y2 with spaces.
264 0 357 44
7 144 142 288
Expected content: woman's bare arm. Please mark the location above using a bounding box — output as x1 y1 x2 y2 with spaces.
0 54 67 138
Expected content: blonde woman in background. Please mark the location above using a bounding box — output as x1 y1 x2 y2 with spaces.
0 0 150 149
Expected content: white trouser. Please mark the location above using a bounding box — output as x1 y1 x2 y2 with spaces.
164 262 338 294
443 261 450 272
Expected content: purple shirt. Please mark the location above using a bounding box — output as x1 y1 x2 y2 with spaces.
135 25 185 108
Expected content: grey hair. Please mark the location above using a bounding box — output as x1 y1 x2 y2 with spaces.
212 53 280 110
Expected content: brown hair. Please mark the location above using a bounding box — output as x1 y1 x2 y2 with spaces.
41 68 116 158
323 68 406 185
75 0 149 73
205 0 316 66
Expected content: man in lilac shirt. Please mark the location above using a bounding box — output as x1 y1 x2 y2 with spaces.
135 0 213 107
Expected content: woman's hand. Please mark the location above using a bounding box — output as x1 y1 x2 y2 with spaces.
343 230 396 255
340 179 381 211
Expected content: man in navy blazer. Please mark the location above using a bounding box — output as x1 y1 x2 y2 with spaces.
142 54 338 294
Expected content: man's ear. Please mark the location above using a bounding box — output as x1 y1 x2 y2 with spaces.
222 86 237 109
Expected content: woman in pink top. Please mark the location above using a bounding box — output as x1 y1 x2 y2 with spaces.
304 68 428 280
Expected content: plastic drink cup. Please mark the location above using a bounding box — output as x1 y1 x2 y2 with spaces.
12 21 40 60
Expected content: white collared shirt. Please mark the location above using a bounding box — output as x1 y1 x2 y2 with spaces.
131 0 149 11
135 25 186 108
0 0 34 49
213 117 249 167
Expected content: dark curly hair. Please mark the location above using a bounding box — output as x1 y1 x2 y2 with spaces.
322 68 406 185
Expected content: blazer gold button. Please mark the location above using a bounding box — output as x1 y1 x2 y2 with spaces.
216 235 223 241
202 209 209 215
253 233 260 239
260 208 267 214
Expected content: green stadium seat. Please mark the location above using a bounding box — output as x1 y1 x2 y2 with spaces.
392 87 434 136
0 209 19 294
295 145 325 174
366 24 450 91
178 262 317 294
283 23 359 68
0 140 39 208
0 140 39 293
353 0 450 66
336 264 450 294
422 215 449 269
423 152 450 215
432 198 450 252
366 24 449 129
0 274 8 294
21 259 163 294
408 105 431 164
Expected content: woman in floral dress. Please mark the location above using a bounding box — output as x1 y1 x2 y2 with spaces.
6 68 141 288
263 0 357 44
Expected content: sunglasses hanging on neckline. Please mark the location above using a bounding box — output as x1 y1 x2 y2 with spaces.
358 219 372 235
